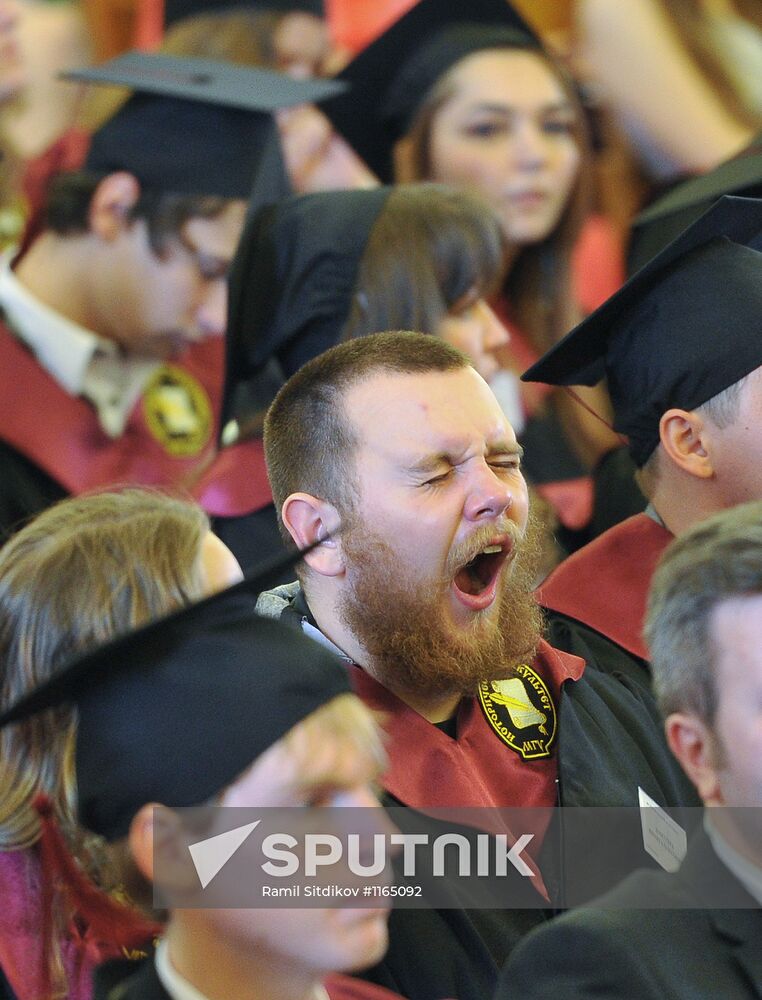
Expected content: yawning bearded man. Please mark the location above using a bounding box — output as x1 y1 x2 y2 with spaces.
256 332 697 1000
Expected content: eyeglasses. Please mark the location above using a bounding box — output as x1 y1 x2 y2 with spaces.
177 233 231 283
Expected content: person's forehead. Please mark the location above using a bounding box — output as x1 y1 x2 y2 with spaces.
711 594 762 689
343 366 516 459
444 48 567 107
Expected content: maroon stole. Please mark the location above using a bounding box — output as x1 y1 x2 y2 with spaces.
346 642 582 893
0 322 224 495
537 513 674 660
346 641 583 812
325 974 408 1000
191 436 273 516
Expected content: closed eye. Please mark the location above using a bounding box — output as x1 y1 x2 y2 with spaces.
422 469 453 487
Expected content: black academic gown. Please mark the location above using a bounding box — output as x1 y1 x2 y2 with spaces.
95 958 410 1000
0 440 67 542
498 829 762 1000
535 513 701 878
361 801 548 1000
263 585 699 1000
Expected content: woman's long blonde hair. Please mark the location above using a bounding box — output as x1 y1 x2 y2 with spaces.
0 490 209 852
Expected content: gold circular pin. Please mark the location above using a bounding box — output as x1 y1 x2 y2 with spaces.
143 365 213 457
478 664 557 760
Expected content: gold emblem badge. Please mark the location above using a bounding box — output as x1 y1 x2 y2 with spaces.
143 365 213 457
478 664 556 760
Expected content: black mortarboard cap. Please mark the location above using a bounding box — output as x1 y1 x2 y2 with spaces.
628 134 762 272
222 186 392 428
522 196 762 467
63 51 346 198
164 0 324 24
0 546 350 841
321 0 539 182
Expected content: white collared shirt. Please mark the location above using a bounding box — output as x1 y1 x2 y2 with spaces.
155 939 333 1000
0 251 158 437
705 814 762 906
155 939 210 1000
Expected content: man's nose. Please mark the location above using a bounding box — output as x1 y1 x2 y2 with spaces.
195 278 228 339
463 462 514 522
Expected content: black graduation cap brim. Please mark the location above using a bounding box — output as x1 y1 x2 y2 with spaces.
222 186 393 429
524 195 762 466
62 50 346 113
628 139 762 272
0 538 352 840
164 0 324 24
320 0 538 182
522 195 762 388
63 52 345 199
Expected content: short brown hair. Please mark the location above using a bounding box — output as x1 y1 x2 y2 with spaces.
45 170 230 256
264 332 468 537
645 499 762 725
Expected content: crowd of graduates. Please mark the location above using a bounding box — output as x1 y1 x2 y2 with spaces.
0 1 762 998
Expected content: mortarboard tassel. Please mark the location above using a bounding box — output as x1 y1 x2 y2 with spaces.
34 792 162 996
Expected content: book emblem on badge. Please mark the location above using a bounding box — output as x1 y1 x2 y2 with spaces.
478 665 556 759
143 365 213 456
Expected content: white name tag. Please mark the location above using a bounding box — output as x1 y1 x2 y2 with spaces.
638 786 687 873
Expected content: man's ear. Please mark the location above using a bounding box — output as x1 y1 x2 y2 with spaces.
128 802 159 884
659 408 714 480
129 803 197 892
88 172 141 241
281 492 345 577
665 712 721 805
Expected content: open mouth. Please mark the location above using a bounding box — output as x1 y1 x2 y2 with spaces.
452 541 512 609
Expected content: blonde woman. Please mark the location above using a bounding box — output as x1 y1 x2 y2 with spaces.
0 489 242 1000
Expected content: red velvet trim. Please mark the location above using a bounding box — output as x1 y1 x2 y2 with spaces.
348 641 583 813
571 214 625 315
0 323 223 495
19 129 92 259
325 973 408 1000
346 643 582 898
328 0 418 53
192 437 273 517
537 513 674 660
